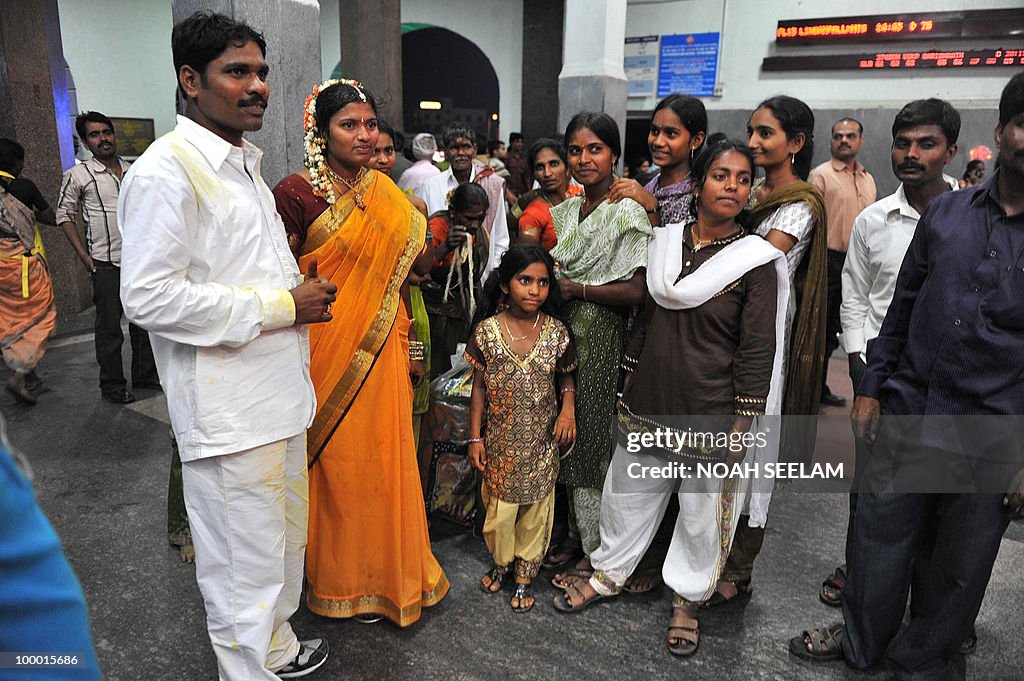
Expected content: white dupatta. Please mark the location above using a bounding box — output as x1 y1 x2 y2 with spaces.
647 221 789 527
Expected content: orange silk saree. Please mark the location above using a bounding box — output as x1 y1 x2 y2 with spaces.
0 186 56 374
300 169 448 626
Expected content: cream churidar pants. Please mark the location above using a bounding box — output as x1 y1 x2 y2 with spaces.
182 434 307 680
589 442 749 603
482 486 555 580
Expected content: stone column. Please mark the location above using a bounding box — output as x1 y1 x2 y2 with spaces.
558 0 628 159
339 0 403 127
0 0 91 317
171 0 322 188
521 0 564 142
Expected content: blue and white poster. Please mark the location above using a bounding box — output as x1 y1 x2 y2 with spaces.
625 35 660 97
657 32 720 97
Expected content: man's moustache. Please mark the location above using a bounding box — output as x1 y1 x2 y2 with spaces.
898 163 925 172
238 97 267 108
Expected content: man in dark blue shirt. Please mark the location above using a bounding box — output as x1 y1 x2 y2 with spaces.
791 72 1024 681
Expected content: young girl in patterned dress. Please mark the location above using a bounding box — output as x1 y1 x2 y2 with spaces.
465 246 577 613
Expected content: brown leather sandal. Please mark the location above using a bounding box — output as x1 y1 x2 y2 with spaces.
667 607 700 657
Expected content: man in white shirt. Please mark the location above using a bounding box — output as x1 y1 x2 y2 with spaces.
416 125 509 277
396 132 440 195
118 12 336 680
818 98 959 612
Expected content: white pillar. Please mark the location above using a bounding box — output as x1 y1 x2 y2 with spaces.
172 0 322 188
558 0 628 153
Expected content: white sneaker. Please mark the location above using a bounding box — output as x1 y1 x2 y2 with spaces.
276 638 329 678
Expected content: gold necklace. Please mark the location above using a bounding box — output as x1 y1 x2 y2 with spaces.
502 312 540 342
691 225 713 251
327 165 367 210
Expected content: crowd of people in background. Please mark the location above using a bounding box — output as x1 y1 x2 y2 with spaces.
2 9 1023 681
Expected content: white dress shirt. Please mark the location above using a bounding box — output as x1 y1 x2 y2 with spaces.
416 163 510 278
118 115 315 461
839 175 957 359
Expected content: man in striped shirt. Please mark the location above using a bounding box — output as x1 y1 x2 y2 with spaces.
56 111 158 404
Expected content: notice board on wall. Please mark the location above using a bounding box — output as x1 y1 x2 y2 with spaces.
658 32 719 97
625 35 660 97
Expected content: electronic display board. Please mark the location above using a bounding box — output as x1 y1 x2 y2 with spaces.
775 9 1024 46
763 48 1024 72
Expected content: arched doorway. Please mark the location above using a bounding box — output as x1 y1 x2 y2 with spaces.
400 26 500 141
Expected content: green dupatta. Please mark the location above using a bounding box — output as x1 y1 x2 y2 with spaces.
751 180 827 465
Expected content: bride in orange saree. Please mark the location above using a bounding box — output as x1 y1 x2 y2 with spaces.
273 79 448 626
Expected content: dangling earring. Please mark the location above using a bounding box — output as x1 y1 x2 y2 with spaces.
791 154 796 165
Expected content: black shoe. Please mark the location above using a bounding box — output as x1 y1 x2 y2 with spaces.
276 638 329 678
102 389 136 404
820 388 846 407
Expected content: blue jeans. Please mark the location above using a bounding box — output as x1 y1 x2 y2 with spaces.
0 446 101 680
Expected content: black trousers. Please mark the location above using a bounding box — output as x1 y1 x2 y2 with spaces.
842 356 870 569
821 249 846 394
92 261 157 392
840 420 1011 680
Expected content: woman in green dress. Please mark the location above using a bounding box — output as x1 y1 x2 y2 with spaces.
546 112 653 588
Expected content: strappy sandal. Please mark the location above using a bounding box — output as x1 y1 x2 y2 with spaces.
788 623 845 661
667 607 700 657
552 580 615 613
479 566 509 594
701 578 752 609
510 581 535 613
551 566 593 590
819 567 846 607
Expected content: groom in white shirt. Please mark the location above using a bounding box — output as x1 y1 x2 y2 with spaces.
118 12 336 680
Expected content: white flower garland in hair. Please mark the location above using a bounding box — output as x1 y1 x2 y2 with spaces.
302 77 368 204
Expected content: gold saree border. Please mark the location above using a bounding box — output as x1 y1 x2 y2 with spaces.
306 572 450 627
306 180 427 456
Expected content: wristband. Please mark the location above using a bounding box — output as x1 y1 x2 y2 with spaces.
467 437 483 444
